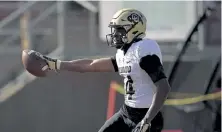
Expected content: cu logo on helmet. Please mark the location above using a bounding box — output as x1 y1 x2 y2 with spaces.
128 13 140 23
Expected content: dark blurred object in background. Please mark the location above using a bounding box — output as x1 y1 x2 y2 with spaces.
216 77 221 89
213 76 221 132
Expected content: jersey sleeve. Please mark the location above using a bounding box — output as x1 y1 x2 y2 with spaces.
111 56 118 72
138 40 167 83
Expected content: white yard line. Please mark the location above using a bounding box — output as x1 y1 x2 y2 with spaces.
0 47 63 103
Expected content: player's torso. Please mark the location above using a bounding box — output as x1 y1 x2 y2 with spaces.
115 39 160 108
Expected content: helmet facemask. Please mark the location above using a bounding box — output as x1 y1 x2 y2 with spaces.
106 26 129 49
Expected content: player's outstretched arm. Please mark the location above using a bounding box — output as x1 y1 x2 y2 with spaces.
42 55 117 73
59 58 116 72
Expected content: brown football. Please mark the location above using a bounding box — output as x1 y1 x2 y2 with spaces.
22 49 48 77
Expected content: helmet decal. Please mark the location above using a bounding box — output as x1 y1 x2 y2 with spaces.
127 13 143 24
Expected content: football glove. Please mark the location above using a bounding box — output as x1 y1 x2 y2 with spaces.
35 51 61 72
133 119 151 132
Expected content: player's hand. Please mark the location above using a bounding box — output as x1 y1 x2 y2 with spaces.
34 51 60 72
132 119 151 132
42 55 59 71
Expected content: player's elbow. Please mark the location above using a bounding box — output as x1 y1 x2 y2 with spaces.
163 84 171 95
155 78 171 93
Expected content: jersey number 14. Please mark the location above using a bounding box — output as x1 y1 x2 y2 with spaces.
125 76 135 100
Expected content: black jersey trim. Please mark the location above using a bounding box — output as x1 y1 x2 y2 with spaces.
139 54 167 83
111 56 118 72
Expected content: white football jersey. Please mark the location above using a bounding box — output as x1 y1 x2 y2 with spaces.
115 39 163 108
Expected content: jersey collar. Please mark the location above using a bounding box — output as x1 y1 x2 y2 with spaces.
120 38 142 55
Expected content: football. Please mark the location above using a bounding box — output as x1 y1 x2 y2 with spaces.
22 49 48 77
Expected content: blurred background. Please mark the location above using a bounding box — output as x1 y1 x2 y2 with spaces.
0 1 221 132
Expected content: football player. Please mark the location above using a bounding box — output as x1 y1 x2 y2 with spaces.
38 8 171 132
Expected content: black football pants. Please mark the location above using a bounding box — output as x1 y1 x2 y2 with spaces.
98 104 163 132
